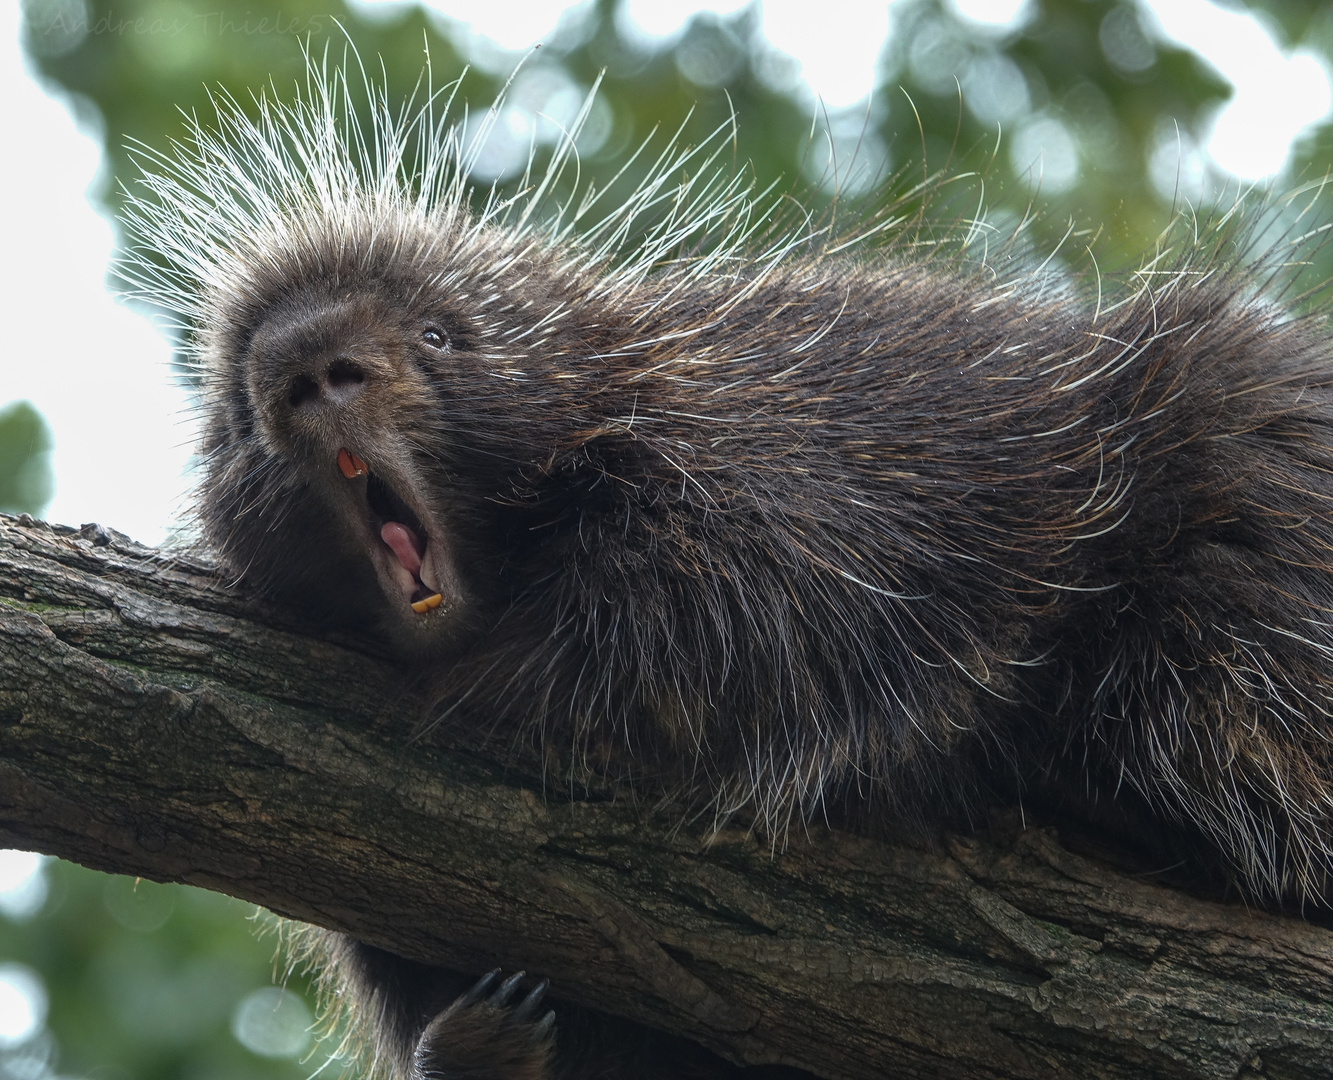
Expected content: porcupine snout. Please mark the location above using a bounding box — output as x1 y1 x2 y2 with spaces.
221 281 466 636
241 291 411 467
284 353 367 414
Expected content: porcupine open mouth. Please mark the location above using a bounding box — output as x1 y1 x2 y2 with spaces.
338 447 446 615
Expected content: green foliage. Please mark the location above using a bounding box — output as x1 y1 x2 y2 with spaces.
20 0 1333 268
0 401 54 517
0 857 324 1080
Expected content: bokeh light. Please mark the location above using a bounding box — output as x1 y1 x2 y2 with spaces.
0 965 47 1048
230 988 313 1059
0 854 47 923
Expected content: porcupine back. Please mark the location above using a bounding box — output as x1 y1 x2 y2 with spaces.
122 59 1333 1080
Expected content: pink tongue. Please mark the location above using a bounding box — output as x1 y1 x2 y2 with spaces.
380 521 423 577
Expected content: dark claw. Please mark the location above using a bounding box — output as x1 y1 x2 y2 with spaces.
417 969 558 1078
490 970 526 1008
511 979 549 1022
457 969 499 1010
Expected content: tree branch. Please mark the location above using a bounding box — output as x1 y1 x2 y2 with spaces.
2 513 1331 1080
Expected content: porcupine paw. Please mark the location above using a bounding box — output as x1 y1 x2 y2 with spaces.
413 969 556 1080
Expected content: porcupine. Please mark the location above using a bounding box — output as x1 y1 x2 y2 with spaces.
122 63 1333 1080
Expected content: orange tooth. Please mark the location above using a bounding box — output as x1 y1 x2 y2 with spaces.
411 593 443 614
337 448 367 479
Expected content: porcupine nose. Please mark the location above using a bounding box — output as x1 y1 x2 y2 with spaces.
286 356 367 411
247 298 378 442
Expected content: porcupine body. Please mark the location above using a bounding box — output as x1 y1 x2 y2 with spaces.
124 69 1333 1080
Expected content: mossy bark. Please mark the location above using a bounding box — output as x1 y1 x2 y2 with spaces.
1 513 1331 1080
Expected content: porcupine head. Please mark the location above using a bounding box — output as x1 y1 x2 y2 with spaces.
122 62 838 812
178 106 620 653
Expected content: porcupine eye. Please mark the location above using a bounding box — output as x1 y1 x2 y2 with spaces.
421 325 450 352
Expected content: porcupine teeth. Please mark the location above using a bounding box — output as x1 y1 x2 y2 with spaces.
339 448 443 614
381 522 444 613
337 448 367 478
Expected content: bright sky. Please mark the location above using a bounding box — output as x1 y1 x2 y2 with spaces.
1 1 193 545
2 0 1331 546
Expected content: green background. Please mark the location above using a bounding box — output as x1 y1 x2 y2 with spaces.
5 0 1333 1076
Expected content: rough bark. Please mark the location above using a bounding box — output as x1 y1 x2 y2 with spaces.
1 512 1331 1080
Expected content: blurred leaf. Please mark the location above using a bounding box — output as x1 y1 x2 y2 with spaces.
0 402 54 517
0 858 323 1080
20 0 1333 277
